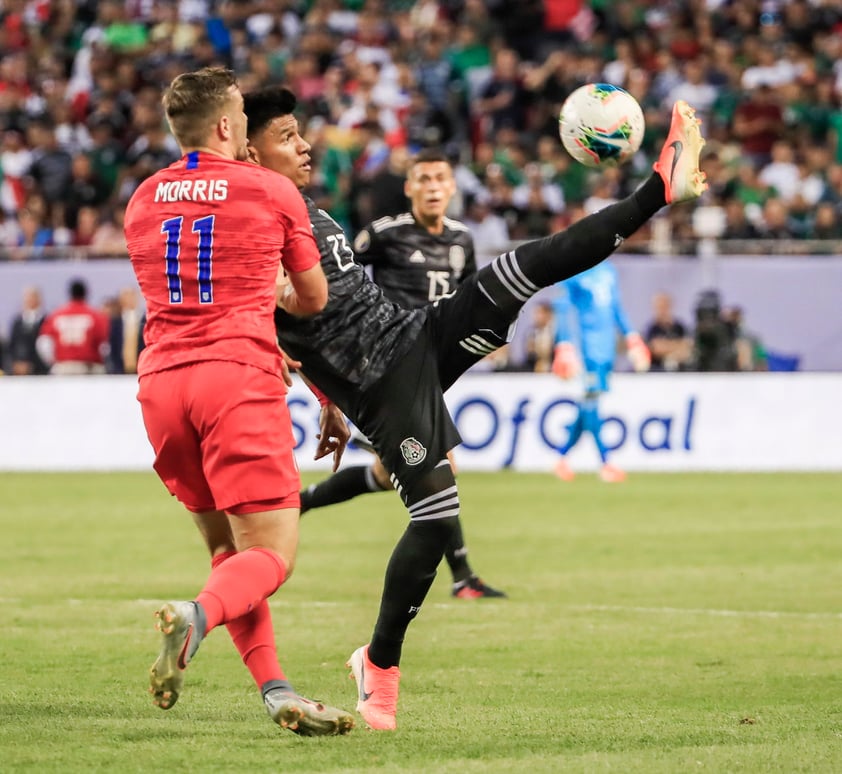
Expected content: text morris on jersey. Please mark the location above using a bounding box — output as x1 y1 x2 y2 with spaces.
154 179 229 203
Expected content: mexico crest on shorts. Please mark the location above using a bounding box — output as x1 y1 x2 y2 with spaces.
400 437 427 465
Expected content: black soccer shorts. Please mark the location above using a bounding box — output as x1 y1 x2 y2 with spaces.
351 326 461 505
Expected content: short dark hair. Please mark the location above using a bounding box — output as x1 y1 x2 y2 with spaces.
243 87 298 136
69 279 88 301
410 147 451 167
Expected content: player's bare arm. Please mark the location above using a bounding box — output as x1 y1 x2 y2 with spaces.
278 263 328 316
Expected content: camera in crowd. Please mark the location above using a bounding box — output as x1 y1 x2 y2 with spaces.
693 289 738 371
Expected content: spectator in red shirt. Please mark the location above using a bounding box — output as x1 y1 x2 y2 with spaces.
36 278 110 374
732 84 785 168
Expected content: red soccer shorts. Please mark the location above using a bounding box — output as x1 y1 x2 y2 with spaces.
137 361 300 513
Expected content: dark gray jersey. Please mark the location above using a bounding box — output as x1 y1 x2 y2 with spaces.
353 213 476 310
275 197 425 393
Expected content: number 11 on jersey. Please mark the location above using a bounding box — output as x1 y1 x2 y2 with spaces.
161 215 215 304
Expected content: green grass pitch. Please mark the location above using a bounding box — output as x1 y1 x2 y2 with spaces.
2 471 841 773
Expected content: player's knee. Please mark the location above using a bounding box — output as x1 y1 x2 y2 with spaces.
478 252 539 315
227 507 300 576
414 461 456 497
405 461 460 520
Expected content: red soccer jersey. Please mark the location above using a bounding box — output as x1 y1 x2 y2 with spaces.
39 300 109 365
124 151 320 377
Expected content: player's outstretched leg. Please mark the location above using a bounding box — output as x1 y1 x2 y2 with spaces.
653 100 707 204
300 461 390 515
300 465 386 514
475 101 707 314
149 601 206 709
263 685 355 736
346 645 400 731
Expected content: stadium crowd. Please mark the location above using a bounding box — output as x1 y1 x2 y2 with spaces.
0 0 841 260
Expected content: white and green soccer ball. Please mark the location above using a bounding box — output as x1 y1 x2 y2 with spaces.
559 82 645 168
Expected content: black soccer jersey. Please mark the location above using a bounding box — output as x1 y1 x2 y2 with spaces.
275 197 425 392
353 212 476 310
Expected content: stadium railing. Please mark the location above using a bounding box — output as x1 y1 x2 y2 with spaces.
1 238 842 263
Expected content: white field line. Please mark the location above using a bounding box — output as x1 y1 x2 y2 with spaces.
570 604 842 620
129 598 343 609
59 599 842 620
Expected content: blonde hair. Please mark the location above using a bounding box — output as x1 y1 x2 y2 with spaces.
162 67 238 149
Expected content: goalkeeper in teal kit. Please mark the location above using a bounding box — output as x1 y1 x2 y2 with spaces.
551 260 650 482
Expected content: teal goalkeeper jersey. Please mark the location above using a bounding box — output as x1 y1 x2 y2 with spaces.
551 261 633 367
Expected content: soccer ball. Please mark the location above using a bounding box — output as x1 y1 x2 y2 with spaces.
558 83 645 168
